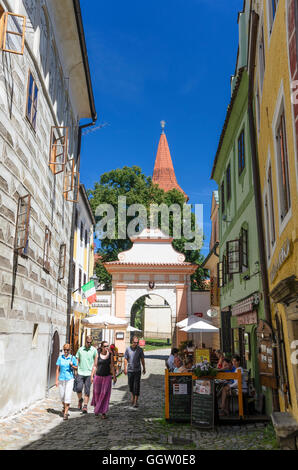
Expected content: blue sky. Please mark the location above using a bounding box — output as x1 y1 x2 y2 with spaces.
79 0 243 256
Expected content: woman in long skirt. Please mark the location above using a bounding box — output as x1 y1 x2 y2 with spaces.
91 341 117 419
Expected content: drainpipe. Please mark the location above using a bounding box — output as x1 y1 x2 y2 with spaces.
66 120 96 344
247 10 271 325
248 9 280 412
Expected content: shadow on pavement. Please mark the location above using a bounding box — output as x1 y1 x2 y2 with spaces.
22 372 165 450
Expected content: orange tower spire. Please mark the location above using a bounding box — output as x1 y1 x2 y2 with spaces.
152 121 188 201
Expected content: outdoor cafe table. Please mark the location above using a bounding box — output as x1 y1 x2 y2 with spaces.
165 369 244 423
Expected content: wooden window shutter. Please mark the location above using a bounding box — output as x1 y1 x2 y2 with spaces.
64 160 80 203
43 226 51 273
227 239 241 274
58 243 66 281
15 194 31 253
49 126 69 175
1 12 26 55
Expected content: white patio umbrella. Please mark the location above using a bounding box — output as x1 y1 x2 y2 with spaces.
127 325 142 332
81 313 128 329
176 315 201 328
181 320 219 348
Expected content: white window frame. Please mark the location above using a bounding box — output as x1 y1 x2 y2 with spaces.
263 151 277 264
272 82 292 236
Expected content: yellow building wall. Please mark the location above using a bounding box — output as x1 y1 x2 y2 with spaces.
255 0 298 419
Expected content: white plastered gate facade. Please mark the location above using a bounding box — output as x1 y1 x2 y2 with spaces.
104 229 197 353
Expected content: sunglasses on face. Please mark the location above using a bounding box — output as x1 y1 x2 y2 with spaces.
86 341 92 344
64 349 70 352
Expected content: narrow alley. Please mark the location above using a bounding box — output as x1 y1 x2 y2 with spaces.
0 349 277 451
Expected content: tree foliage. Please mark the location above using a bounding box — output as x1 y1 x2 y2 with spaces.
88 166 209 290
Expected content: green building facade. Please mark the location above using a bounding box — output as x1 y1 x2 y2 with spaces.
211 2 272 415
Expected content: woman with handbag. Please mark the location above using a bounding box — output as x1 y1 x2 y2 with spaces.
55 344 78 420
91 341 117 419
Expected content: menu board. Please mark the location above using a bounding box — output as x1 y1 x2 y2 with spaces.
195 349 210 363
192 379 215 429
168 375 192 422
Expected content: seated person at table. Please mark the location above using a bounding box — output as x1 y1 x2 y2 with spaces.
175 357 193 373
186 341 195 353
216 350 224 369
166 348 179 371
220 357 236 373
173 356 183 372
219 355 248 416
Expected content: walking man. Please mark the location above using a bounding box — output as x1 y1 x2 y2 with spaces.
124 336 146 409
75 336 97 413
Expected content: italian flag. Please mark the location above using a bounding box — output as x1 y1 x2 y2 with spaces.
82 280 97 304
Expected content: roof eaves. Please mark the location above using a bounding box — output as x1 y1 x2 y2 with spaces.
72 0 97 122
211 66 246 181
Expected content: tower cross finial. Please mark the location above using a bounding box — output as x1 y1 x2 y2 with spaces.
160 120 166 133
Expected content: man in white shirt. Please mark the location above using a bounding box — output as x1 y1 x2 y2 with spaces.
166 348 179 371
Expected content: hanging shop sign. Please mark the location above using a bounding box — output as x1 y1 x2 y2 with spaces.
256 320 277 389
270 239 292 284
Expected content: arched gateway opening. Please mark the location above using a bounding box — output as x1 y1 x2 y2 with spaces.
104 229 197 354
130 294 172 342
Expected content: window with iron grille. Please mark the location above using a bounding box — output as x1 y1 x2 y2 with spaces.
43 227 51 273
14 194 31 255
26 71 38 131
0 10 26 55
227 239 241 274
276 110 291 221
240 227 248 270
58 244 66 281
238 129 245 175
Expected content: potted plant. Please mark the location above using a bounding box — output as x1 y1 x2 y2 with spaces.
193 360 217 378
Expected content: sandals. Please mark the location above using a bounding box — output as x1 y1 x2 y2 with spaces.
63 414 68 420
82 405 88 414
101 414 108 419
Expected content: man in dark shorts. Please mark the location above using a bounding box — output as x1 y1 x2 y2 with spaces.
124 336 146 409
75 336 97 413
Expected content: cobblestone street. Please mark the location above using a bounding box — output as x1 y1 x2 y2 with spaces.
0 349 278 451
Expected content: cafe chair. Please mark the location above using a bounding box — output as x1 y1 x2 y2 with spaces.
229 369 251 416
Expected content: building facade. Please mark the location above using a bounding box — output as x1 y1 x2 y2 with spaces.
202 191 220 351
250 0 298 435
211 1 273 415
0 0 96 418
69 184 95 354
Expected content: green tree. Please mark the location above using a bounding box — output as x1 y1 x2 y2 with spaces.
88 166 208 290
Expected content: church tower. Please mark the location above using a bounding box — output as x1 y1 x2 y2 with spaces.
152 121 188 201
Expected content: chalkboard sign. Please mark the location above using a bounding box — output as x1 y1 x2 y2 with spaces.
192 379 215 429
168 374 192 422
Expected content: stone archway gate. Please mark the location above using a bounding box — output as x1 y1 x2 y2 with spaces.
104 229 198 353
